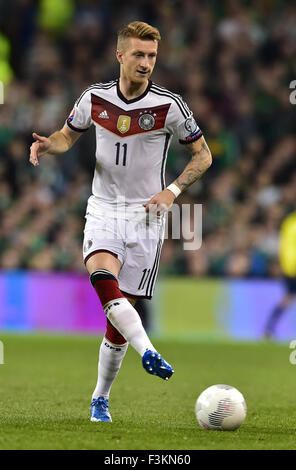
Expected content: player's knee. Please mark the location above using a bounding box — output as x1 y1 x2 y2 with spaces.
90 269 124 307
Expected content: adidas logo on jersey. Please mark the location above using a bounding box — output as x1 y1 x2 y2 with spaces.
98 110 109 119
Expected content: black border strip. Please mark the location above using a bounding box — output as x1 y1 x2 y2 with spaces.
145 240 162 298
147 240 163 298
179 131 203 145
66 120 90 133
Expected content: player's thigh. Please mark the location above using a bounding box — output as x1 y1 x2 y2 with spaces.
118 218 165 299
85 251 122 277
119 239 163 298
83 212 124 277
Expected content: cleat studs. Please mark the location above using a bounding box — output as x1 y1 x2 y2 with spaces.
152 353 155 358
146 361 150 365
149 367 153 371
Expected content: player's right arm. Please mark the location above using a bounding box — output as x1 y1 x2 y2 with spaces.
29 124 81 167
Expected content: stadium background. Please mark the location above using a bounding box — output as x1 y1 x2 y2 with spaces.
0 0 296 341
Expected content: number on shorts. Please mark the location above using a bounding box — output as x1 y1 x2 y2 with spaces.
138 268 151 290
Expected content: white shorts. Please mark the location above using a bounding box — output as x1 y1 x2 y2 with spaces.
83 209 165 299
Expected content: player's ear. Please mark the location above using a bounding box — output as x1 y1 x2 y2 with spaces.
116 50 123 64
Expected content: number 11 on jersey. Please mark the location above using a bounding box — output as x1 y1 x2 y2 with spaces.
115 142 127 166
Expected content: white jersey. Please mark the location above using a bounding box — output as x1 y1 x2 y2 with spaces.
66 79 202 214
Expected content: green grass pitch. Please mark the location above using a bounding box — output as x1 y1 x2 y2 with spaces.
0 333 295 450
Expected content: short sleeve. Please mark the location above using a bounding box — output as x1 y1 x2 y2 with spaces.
169 97 203 145
66 90 92 133
177 114 203 144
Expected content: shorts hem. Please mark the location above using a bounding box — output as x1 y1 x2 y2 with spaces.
84 249 122 265
120 289 152 300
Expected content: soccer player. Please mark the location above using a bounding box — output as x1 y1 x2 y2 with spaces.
264 211 296 338
29 21 212 422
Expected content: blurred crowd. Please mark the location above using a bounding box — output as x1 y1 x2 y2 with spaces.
0 0 296 278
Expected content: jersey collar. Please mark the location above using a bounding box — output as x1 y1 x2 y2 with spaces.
116 79 152 104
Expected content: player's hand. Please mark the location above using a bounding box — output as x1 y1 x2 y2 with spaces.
143 189 176 215
29 132 52 167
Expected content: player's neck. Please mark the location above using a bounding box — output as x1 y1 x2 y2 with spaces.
119 77 149 101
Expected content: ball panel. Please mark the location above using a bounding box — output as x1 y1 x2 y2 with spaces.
208 397 235 428
222 402 247 430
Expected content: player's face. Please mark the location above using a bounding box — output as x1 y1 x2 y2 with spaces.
118 38 158 84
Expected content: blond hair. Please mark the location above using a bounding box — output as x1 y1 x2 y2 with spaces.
117 21 161 51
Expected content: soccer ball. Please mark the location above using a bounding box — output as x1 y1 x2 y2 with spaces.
195 384 247 431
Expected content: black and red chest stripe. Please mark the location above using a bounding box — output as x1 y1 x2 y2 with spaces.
91 94 171 137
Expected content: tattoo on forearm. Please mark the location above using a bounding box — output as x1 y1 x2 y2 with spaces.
176 141 211 192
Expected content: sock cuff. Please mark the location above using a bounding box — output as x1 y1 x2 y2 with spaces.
90 269 118 286
104 297 129 314
103 337 128 349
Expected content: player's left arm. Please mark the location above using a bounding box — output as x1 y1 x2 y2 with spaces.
144 136 212 213
173 136 212 193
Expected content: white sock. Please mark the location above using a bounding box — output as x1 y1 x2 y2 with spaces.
104 298 157 356
92 337 128 400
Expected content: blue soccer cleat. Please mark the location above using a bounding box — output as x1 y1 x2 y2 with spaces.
142 349 174 380
90 396 112 422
